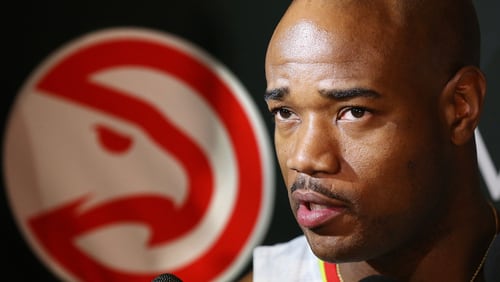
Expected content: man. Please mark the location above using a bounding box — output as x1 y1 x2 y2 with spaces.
247 0 498 281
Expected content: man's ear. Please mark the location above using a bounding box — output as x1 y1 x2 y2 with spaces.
441 66 486 145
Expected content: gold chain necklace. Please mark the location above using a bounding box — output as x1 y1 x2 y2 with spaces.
470 201 498 282
336 202 499 282
336 264 344 282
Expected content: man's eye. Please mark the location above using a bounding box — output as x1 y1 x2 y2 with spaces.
337 107 368 121
271 108 295 121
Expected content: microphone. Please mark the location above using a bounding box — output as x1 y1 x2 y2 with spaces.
151 273 183 282
484 233 500 282
359 275 397 282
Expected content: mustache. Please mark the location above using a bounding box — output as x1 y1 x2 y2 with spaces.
290 176 350 203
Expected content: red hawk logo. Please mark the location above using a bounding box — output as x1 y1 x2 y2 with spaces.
3 28 274 281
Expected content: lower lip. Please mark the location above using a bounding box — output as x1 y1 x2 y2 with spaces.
296 203 344 228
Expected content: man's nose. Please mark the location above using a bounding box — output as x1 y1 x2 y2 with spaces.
285 119 341 176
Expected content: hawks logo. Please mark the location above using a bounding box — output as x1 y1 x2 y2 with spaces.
3 28 274 281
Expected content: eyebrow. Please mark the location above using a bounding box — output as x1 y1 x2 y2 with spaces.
264 87 289 101
264 87 381 101
318 88 381 100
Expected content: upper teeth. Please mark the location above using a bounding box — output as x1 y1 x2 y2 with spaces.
309 203 327 210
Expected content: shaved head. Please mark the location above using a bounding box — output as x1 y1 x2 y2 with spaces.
268 0 481 82
402 0 481 71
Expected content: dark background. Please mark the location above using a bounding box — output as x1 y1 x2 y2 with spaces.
3 1 498 281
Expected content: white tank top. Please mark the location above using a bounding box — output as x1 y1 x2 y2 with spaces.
252 235 323 282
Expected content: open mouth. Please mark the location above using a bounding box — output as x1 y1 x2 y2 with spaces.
296 200 345 228
292 189 348 229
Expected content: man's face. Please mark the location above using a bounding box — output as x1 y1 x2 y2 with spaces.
265 2 453 263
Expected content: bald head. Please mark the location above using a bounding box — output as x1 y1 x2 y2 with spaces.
403 0 481 72
267 0 481 81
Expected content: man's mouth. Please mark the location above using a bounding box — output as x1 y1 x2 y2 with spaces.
293 191 347 229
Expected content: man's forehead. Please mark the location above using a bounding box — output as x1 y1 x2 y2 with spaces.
268 20 389 71
273 20 335 63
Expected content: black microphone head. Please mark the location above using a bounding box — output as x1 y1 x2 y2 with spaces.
359 275 397 282
484 233 500 282
152 273 183 282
